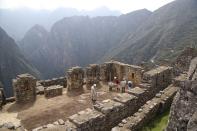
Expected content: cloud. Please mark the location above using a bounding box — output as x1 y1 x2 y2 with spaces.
0 0 175 13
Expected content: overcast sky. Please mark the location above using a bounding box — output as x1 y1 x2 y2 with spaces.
0 0 175 13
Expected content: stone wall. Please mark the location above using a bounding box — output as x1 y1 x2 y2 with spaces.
143 66 173 95
85 64 100 89
39 77 66 88
166 57 197 131
112 85 178 131
67 66 84 91
44 85 63 98
100 61 143 86
12 74 36 104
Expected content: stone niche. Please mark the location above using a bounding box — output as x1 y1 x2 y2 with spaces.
67 66 84 91
44 85 63 98
12 74 36 104
100 61 143 86
86 64 100 89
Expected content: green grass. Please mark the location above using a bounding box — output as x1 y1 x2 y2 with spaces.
141 109 170 131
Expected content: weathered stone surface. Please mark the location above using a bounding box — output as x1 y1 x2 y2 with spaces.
100 61 143 86
113 85 178 131
127 87 149 106
0 87 6 109
86 64 100 89
113 93 138 116
68 108 105 130
44 85 63 98
39 77 67 88
67 66 84 91
3 122 15 130
57 119 64 125
94 99 124 129
12 73 36 104
166 57 197 131
187 111 197 131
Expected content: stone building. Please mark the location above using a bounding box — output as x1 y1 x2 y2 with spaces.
100 61 143 86
44 85 63 98
85 64 100 89
67 66 84 91
12 74 36 104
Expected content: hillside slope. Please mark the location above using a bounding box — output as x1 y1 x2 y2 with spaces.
20 9 151 78
101 0 197 65
0 27 40 97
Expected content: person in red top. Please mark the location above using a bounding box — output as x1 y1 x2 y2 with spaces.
114 77 120 91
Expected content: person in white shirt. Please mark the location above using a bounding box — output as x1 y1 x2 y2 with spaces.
120 78 127 93
91 84 97 104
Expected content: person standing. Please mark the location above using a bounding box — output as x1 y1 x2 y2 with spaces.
114 77 120 92
128 81 133 90
120 78 127 93
91 84 97 105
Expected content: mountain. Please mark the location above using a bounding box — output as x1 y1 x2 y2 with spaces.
0 27 40 97
19 9 152 79
0 7 121 40
102 0 197 65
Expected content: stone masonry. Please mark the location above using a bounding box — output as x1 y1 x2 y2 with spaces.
39 77 67 88
67 66 84 91
100 61 143 86
86 64 100 89
112 85 178 131
44 85 63 98
143 66 173 96
12 74 36 104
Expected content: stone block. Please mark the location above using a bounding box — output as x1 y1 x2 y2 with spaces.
68 108 105 131
113 93 138 116
94 99 124 128
44 85 63 98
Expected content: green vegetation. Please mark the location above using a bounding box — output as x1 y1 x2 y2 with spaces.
141 109 170 131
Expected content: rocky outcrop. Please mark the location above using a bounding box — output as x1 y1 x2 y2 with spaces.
166 57 197 131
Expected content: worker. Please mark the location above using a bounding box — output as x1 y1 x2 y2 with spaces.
91 84 97 105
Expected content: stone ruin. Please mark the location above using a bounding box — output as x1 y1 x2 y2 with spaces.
67 66 84 91
85 64 100 89
100 61 143 86
0 82 6 109
0 60 178 131
32 65 175 131
44 85 63 98
12 74 36 104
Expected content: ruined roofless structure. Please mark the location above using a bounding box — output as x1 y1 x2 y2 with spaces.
12 73 36 104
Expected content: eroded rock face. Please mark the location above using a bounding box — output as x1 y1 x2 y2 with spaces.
166 57 197 131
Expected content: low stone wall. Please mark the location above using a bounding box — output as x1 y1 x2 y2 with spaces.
39 77 66 88
44 85 63 98
112 85 178 131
